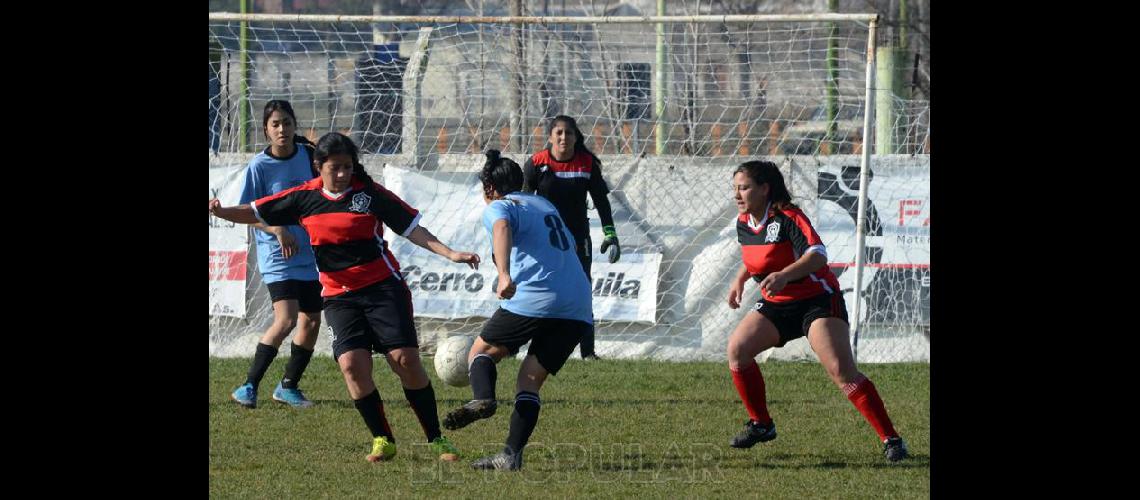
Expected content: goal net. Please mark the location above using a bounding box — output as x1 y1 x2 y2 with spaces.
209 12 929 362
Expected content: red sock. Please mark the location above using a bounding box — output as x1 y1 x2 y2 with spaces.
730 361 772 425
844 374 897 441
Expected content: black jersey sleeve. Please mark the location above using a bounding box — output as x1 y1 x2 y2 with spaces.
587 155 610 196
251 187 304 226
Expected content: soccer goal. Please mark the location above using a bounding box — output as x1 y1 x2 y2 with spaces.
209 12 930 363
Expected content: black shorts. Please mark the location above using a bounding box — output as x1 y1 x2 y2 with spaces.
479 308 589 376
324 276 419 360
753 292 849 347
265 279 323 313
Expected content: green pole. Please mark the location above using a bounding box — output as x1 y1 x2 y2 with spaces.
875 1 907 156
825 0 838 154
239 0 250 152
654 0 665 155
870 47 898 153
899 0 908 51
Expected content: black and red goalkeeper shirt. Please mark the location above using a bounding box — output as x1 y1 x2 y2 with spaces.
251 177 421 297
522 148 609 241
737 203 841 303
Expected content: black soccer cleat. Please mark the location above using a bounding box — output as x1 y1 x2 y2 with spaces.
471 449 523 471
443 399 498 430
883 436 909 462
730 419 777 449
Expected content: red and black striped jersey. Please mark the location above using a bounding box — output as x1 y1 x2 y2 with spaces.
251 176 421 297
522 148 609 240
737 204 841 303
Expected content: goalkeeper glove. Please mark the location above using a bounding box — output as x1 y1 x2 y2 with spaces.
599 225 620 263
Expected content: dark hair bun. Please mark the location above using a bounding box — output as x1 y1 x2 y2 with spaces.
485 149 501 162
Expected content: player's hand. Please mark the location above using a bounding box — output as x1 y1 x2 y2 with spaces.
276 231 297 259
496 274 516 300
209 198 222 215
759 272 789 296
599 225 620 263
727 282 744 309
450 251 481 270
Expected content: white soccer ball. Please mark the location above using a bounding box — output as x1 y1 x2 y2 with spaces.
434 335 475 387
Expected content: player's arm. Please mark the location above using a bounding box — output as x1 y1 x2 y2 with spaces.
491 219 516 299
236 167 299 256
250 223 297 259
209 200 260 224
591 187 616 229
237 166 278 232
406 226 480 269
727 263 751 309
758 251 827 296
589 159 620 263
760 210 828 295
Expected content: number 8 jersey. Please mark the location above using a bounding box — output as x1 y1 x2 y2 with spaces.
482 192 593 323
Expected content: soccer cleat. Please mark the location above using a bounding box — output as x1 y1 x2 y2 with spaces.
366 436 397 462
883 436 909 462
272 382 314 408
443 399 498 430
471 449 523 471
430 436 461 461
231 383 257 408
582 354 601 361
730 419 777 448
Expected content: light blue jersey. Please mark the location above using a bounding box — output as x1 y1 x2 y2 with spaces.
239 146 319 283
482 192 593 324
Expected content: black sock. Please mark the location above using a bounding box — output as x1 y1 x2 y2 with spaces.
352 389 394 441
404 384 442 442
504 391 541 455
281 343 314 389
245 343 279 389
579 325 596 357
469 354 497 401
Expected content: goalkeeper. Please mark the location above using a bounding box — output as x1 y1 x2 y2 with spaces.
522 115 618 360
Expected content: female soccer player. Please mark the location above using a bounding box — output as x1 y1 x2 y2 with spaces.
442 150 594 471
522 115 619 360
211 132 477 463
725 160 908 462
230 100 322 409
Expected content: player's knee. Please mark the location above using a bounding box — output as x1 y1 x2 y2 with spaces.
726 340 753 365
272 316 298 334
473 343 507 361
389 350 422 373
339 357 366 380
299 315 320 332
487 345 510 361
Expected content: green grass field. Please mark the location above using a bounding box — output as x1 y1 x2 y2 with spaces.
210 356 929 498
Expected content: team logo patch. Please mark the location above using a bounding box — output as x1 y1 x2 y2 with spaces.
765 222 781 242
349 192 372 213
